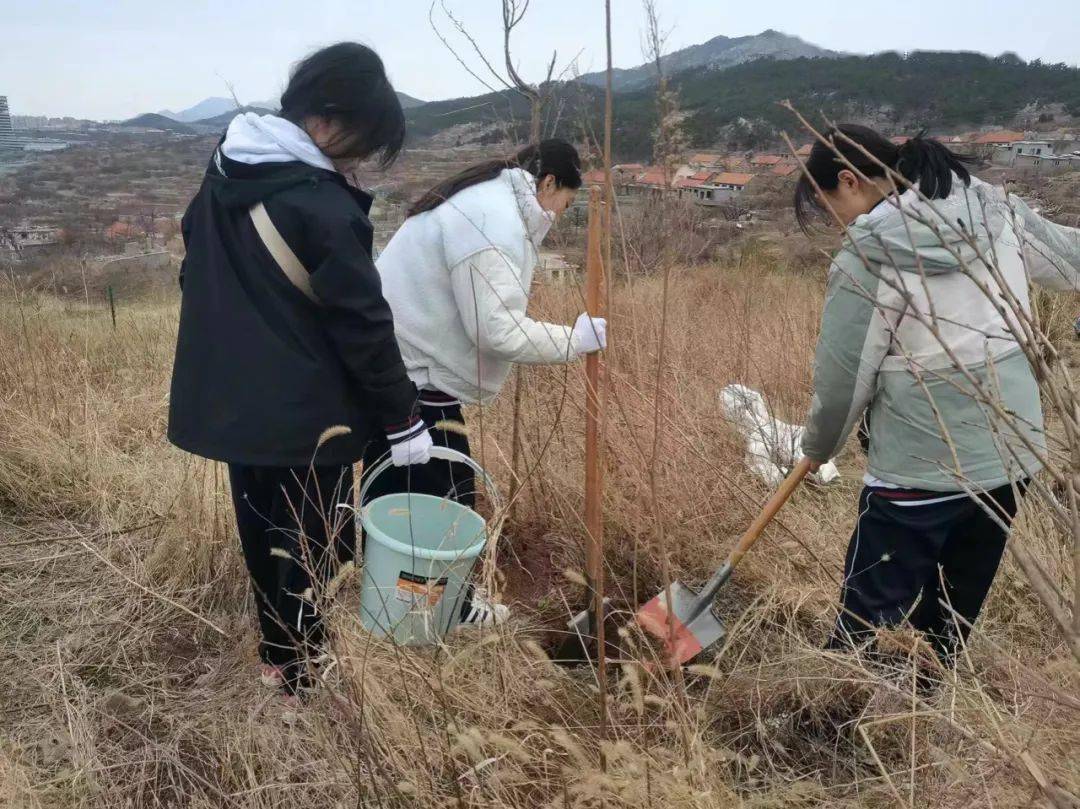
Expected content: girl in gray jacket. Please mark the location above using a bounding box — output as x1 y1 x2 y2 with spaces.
794 125 1080 666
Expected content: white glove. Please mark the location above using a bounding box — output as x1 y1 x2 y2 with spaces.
573 312 607 355
389 427 434 466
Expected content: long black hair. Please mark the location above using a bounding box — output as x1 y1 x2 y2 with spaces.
279 42 405 168
407 139 582 218
794 124 976 231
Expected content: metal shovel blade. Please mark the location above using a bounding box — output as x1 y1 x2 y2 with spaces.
634 459 813 666
635 583 726 666
553 598 612 665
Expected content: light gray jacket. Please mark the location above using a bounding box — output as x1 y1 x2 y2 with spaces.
802 178 1080 491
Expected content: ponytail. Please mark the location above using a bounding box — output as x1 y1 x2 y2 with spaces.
794 124 976 232
407 138 582 218
895 132 972 200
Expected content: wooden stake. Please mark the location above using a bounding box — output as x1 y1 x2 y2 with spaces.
602 0 614 272
595 0 614 760
584 185 607 741
508 368 524 522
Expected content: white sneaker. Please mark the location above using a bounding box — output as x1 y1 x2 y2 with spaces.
457 588 510 628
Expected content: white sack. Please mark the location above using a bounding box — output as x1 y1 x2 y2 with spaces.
719 384 840 486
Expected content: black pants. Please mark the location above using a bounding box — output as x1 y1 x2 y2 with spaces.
228 463 355 691
361 401 475 509
829 483 1024 664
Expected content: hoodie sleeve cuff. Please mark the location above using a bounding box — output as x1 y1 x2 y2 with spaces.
386 416 426 445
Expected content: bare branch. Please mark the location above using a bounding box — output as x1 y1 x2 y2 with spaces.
430 1 514 96
502 0 539 101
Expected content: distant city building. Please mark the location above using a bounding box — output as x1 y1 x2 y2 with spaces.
23 138 69 152
0 96 23 151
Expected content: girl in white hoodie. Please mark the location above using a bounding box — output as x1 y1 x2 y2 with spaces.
367 140 607 625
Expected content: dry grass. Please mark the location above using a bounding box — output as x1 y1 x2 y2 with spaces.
1 255 1077 807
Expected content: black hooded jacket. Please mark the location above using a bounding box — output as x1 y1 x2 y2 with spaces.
167 147 419 467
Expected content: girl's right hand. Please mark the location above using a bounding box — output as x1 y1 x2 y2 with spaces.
573 313 607 355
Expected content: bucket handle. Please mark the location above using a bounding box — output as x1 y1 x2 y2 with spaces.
359 446 503 517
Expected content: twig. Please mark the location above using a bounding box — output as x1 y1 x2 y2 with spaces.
78 539 227 636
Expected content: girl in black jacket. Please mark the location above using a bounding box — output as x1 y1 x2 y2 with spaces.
168 43 432 697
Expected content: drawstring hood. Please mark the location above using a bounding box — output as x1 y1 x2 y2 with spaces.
220 112 336 172
844 176 1007 276
203 113 361 212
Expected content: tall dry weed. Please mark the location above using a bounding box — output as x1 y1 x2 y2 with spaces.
0 246 1077 807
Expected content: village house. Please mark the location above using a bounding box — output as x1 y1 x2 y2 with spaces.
611 163 644 182
689 153 724 170
672 170 712 199
934 132 980 156
582 169 606 187
695 171 755 205
607 163 644 192
0 224 61 255
630 167 669 195
970 130 1026 159
974 130 1026 146
750 154 786 168
722 154 753 172
993 140 1080 174
1039 132 1080 157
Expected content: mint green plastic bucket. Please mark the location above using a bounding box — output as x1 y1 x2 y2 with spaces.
358 447 499 645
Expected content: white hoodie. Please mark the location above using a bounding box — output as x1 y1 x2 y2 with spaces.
220 112 336 172
376 168 582 405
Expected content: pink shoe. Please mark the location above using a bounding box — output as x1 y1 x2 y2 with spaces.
258 664 284 689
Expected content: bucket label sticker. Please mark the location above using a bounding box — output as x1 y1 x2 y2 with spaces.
395 570 448 608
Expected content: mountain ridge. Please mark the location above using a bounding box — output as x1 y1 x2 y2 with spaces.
121 113 197 133
157 97 237 123
577 29 841 91
405 50 1080 159
155 91 425 123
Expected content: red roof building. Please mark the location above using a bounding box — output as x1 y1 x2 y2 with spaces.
750 154 784 166
106 221 141 241
674 170 716 189
582 169 606 186
690 153 723 167
635 167 669 188
708 172 755 189
771 163 800 178
972 130 1026 145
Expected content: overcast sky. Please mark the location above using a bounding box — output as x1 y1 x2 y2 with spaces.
4 0 1079 120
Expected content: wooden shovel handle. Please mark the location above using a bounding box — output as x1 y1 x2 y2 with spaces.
728 457 813 569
